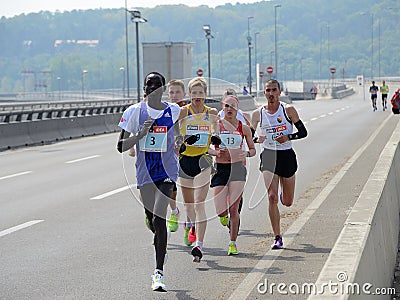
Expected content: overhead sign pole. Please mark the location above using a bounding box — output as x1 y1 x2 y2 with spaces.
267 66 274 80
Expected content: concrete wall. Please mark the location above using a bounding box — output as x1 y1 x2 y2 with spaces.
309 120 400 299
0 114 121 150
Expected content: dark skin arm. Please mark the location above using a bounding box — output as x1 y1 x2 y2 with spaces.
116 117 153 153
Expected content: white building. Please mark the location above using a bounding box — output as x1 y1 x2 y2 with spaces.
142 42 195 83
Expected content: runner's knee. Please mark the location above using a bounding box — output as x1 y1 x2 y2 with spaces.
282 198 293 207
268 193 279 205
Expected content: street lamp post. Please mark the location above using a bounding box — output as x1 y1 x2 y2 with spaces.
371 13 374 79
378 19 380 79
81 70 88 100
274 4 281 80
247 16 254 94
327 23 330 72
254 31 260 92
300 57 305 99
124 0 130 98
129 10 147 102
57 76 61 100
319 22 323 79
203 25 213 97
120 67 125 98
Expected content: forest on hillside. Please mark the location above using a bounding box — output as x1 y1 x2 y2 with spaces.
0 0 399 93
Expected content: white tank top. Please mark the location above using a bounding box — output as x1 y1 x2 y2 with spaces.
260 103 293 150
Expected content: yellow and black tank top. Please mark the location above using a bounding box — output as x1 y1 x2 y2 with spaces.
180 104 212 156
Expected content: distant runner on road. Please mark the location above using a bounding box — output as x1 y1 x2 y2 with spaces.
369 81 379 112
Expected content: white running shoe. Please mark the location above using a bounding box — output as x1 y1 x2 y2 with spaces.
151 271 167 292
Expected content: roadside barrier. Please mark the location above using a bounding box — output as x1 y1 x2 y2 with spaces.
0 99 131 150
309 119 400 299
0 95 260 151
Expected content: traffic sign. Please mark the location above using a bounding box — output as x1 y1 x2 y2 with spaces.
330 67 336 74
197 69 203 76
259 71 264 77
266 66 273 74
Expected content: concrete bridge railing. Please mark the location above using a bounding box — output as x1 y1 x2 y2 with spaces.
309 120 400 299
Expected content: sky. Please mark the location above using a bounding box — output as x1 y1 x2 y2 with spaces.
2 0 263 18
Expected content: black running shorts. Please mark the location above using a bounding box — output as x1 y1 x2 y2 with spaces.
210 161 247 187
259 148 297 178
178 154 213 179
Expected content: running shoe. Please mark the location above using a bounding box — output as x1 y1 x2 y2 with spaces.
191 245 203 262
168 208 180 232
271 235 283 250
188 226 196 244
219 215 229 226
228 242 238 255
151 271 167 292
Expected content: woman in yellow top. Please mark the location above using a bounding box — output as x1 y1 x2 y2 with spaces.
178 77 218 262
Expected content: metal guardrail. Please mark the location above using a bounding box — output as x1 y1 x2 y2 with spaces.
0 98 133 123
333 88 355 99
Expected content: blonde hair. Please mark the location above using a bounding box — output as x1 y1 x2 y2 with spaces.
167 79 185 92
188 77 207 94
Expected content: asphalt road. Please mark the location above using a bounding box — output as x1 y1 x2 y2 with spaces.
0 88 395 300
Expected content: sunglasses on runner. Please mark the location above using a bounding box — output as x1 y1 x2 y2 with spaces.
224 103 237 109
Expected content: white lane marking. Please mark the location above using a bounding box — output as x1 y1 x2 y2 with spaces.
0 171 33 181
228 115 393 300
90 185 134 200
308 106 350 122
65 155 101 164
0 220 44 238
